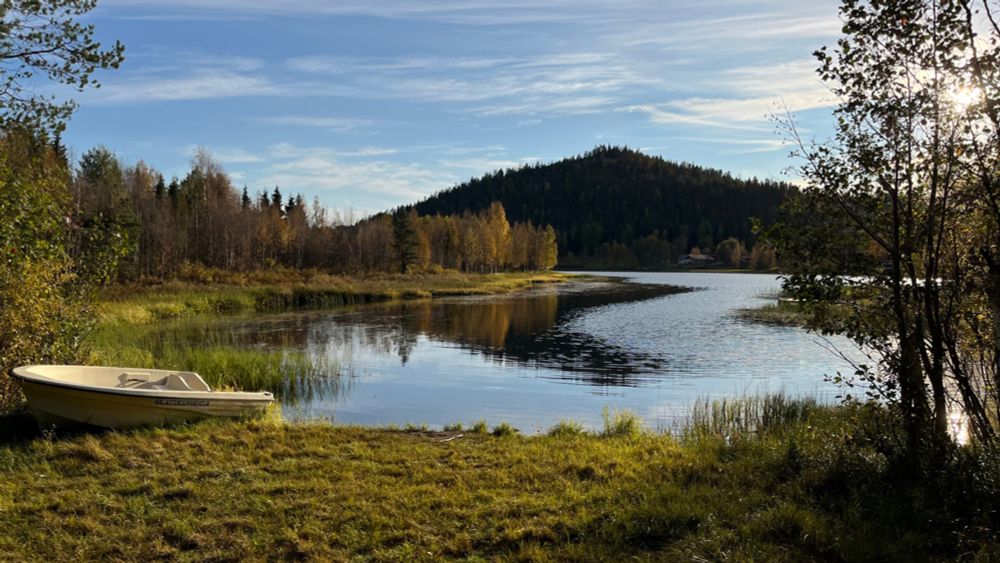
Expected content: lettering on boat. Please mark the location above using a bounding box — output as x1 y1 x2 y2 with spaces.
154 398 210 407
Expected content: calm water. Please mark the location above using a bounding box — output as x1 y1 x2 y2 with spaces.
169 272 865 432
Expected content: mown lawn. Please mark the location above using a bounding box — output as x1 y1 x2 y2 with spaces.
0 401 997 562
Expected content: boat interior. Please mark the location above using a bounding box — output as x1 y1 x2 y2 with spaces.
116 371 211 392
16 365 213 392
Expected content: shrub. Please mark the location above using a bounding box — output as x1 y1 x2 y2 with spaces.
491 422 518 437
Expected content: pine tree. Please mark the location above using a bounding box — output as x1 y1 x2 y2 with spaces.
167 178 180 206
154 175 166 200
392 209 418 273
271 186 283 215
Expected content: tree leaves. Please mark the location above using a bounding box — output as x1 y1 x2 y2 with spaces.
0 0 124 133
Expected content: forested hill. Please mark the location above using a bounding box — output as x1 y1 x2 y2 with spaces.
412 146 793 268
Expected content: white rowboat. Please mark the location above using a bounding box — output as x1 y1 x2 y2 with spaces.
12 365 274 429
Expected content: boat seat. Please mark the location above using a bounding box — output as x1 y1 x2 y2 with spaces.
118 372 152 387
165 372 211 392
117 371 210 392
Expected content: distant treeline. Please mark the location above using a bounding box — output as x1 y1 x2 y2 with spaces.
71 146 556 279
413 146 791 269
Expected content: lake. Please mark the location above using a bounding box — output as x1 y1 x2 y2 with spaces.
154 272 865 432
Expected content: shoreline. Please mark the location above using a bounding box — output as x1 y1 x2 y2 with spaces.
96 271 573 327
84 272 681 398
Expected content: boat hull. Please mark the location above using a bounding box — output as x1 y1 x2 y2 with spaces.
13 366 274 429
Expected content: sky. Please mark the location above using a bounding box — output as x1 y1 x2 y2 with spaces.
59 0 844 216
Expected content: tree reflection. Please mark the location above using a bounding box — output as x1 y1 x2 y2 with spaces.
144 282 691 391
321 283 689 386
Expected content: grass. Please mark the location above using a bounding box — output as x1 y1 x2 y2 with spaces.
97 271 569 327
65 270 568 399
736 296 854 329
82 320 340 400
601 407 644 438
685 393 819 440
0 399 998 561
736 301 812 327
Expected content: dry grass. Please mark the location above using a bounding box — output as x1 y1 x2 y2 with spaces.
97 271 569 327
0 401 998 561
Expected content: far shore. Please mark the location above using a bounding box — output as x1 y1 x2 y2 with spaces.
96 270 575 327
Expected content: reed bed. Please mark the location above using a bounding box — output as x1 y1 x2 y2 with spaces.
684 393 821 440
85 321 339 400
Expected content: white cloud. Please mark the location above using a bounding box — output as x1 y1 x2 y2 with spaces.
255 143 450 204
180 141 544 212
103 0 660 25
623 11 842 49
626 59 833 131
281 51 654 117
93 72 282 102
260 115 377 132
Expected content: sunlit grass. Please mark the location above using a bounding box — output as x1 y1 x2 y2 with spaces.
97 271 570 327
0 399 996 560
684 393 821 441
84 321 339 399
601 407 644 438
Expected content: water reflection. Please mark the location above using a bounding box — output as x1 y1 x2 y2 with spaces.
216 282 687 386
389 283 689 385
138 273 866 431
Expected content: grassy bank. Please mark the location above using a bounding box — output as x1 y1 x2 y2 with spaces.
736 301 811 327
97 270 569 327
84 326 336 399
737 298 854 329
77 271 567 397
0 398 997 561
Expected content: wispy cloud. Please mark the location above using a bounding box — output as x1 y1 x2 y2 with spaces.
284 51 654 117
103 0 659 25
623 11 841 50
260 115 377 132
254 143 452 208
627 60 832 131
94 72 282 102
83 50 278 103
190 141 543 213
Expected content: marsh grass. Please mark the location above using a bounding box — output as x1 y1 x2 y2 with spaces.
548 419 586 438
490 422 518 437
98 271 569 327
85 321 339 399
685 393 820 441
601 407 644 438
736 300 854 329
67 271 567 403
0 399 997 561
735 301 810 327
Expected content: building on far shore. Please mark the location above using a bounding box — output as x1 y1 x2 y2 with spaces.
677 254 717 267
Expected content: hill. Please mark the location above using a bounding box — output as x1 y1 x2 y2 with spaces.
412 146 793 269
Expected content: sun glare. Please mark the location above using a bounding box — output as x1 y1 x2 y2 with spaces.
949 85 982 112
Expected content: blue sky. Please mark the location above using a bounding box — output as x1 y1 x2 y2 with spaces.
61 0 843 216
